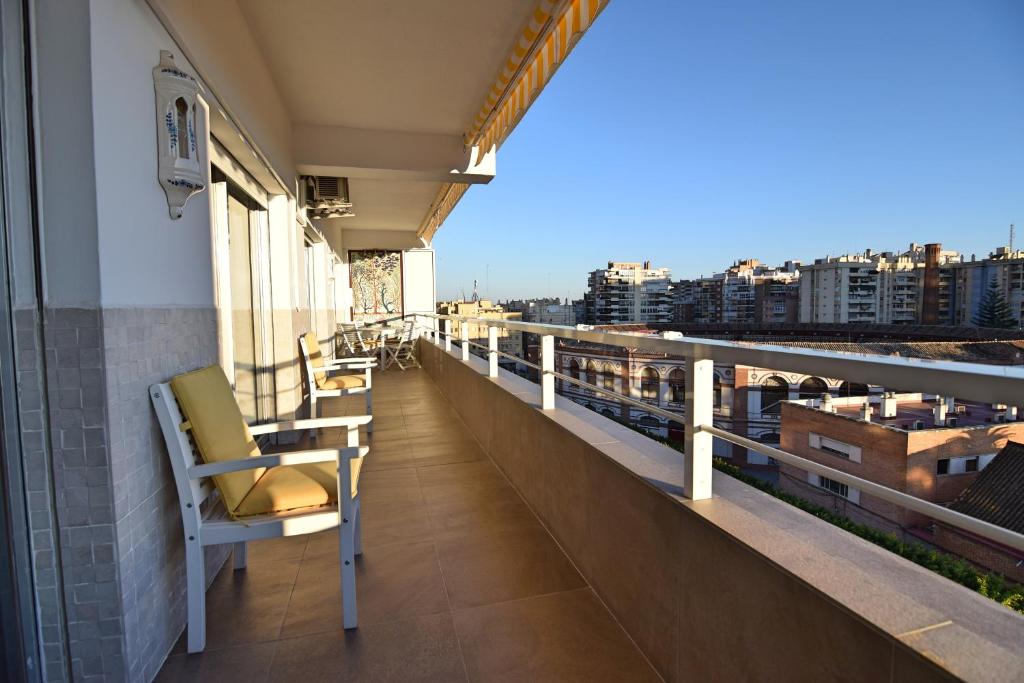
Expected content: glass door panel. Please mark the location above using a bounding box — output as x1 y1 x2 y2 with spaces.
227 193 258 422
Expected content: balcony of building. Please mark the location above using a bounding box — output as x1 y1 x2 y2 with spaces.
4 1 1023 681
156 367 659 681
156 320 1024 681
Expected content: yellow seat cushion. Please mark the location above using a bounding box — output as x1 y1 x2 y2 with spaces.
234 466 330 517
320 375 367 391
170 365 263 514
294 457 364 501
303 332 328 388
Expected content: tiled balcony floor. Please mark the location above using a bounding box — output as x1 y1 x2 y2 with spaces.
158 367 660 682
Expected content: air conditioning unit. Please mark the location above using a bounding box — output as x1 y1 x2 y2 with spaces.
913 420 925 430
303 176 355 219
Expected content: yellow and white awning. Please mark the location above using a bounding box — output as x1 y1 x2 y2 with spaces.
418 0 609 241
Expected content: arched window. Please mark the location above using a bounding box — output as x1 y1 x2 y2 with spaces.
600 408 616 419
599 365 616 391
758 431 781 446
668 368 686 404
640 367 659 402
569 359 581 381
761 375 788 415
799 377 828 400
837 381 869 397
585 361 598 389
638 415 662 428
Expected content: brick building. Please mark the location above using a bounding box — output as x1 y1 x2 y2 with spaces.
934 442 1024 582
779 394 1024 535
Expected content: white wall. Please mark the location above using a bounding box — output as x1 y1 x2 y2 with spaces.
402 249 436 317
89 0 216 307
147 0 295 190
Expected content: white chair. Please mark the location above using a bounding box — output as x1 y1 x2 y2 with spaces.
338 323 378 359
299 332 375 436
149 365 371 653
381 319 420 370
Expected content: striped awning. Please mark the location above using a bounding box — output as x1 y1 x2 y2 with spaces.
418 0 609 241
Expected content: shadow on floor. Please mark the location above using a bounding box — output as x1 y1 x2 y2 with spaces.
157 368 660 682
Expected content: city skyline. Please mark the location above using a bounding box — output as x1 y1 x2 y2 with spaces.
434 0 1023 301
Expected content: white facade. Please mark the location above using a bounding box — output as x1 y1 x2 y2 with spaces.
585 261 673 324
799 244 960 324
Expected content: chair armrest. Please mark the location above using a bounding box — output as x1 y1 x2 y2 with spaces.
187 446 368 479
325 357 378 366
249 415 372 436
325 362 375 374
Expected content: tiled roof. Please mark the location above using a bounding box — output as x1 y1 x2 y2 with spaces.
947 441 1024 534
756 340 1024 364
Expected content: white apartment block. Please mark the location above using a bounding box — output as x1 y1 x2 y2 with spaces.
585 261 673 324
799 244 960 324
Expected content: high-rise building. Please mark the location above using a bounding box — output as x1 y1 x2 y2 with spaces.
675 259 800 324
584 261 673 324
945 247 1024 327
798 243 960 324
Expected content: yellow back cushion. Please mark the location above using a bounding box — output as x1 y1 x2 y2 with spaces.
303 332 327 387
170 365 263 513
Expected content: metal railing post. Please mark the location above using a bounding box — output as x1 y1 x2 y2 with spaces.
461 323 470 362
684 356 713 500
432 317 440 345
444 319 452 352
488 326 498 377
541 334 555 410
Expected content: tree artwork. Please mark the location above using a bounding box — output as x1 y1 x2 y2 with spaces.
973 278 1018 329
350 250 402 322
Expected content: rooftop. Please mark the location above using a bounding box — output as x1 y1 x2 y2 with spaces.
949 442 1024 534
823 396 1019 432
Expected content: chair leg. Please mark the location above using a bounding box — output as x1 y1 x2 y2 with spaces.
365 391 373 434
353 499 363 557
233 542 247 570
185 541 206 653
309 394 318 441
340 503 358 629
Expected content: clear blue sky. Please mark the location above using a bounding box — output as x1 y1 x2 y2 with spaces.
434 0 1024 302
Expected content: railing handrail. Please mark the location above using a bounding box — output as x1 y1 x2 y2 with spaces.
411 312 1024 553
417 312 1024 406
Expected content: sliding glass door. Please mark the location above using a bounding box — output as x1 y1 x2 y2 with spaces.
214 168 276 424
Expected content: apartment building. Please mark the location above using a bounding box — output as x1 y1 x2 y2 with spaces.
754 278 801 323
675 259 800 324
503 297 576 325
584 261 673 324
779 393 1024 536
437 299 523 359
798 243 961 324
946 247 1024 327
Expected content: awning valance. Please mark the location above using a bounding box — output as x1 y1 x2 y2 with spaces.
418 0 609 241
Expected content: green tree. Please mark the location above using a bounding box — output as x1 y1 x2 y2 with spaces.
973 278 1019 329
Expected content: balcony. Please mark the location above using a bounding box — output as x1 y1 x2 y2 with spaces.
157 368 658 681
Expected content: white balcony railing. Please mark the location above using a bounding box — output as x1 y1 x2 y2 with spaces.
412 312 1024 556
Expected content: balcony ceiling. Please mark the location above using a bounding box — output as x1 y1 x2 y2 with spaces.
236 0 536 135
240 0 537 236
152 0 552 237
